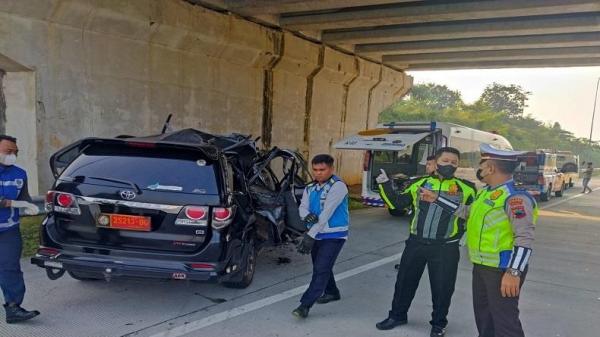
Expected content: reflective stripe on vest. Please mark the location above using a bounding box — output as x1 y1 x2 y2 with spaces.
0 166 26 230
466 182 539 268
407 176 474 240
306 176 349 239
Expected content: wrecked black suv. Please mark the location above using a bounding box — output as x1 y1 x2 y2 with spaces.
31 129 309 288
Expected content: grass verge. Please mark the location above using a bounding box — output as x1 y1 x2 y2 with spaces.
20 215 43 258
349 196 368 211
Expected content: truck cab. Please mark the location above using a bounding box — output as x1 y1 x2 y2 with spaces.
514 150 564 201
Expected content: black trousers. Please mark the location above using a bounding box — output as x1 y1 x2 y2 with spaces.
472 264 527 337
389 239 460 328
300 239 345 307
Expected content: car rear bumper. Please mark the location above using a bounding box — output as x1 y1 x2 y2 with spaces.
31 252 219 282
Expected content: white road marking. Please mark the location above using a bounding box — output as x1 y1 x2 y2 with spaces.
148 252 401 337
149 187 598 337
539 186 600 210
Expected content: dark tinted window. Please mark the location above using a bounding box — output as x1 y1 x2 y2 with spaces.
61 145 219 195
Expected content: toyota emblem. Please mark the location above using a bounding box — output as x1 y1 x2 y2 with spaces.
119 190 136 200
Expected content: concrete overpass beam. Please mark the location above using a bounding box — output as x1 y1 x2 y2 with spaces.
406 57 600 70
383 46 600 66
322 13 600 45
355 32 600 56
220 0 415 15
280 0 600 31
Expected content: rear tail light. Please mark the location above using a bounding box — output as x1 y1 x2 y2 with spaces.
37 246 60 257
537 174 545 186
363 151 371 172
57 193 74 207
175 206 208 226
49 191 81 215
126 141 156 148
45 191 55 212
212 207 234 230
187 263 215 271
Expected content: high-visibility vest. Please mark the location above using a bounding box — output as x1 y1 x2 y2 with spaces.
305 175 349 240
467 181 539 268
380 176 475 241
0 165 27 231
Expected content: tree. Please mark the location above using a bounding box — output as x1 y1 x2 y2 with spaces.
409 83 463 111
479 83 531 118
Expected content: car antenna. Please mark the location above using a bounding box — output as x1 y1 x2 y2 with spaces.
161 113 173 134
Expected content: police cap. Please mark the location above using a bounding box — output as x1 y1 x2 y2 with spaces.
480 144 527 162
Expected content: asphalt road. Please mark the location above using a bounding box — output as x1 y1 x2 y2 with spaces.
1 183 599 337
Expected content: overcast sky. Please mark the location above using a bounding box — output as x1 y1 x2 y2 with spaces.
407 66 600 141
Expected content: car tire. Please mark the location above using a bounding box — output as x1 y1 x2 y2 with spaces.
223 239 257 289
68 271 103 281
388 208 407 217
540 189 550 202
569 179 574 188
555 185 564 197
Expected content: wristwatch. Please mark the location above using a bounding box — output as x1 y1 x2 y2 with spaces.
506 268 521 277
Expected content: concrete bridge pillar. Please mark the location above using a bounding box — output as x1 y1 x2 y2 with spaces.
338 59 382 184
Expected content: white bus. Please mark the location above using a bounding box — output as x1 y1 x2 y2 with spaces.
334 122 513 210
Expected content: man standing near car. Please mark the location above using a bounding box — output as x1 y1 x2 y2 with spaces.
422 144 537 337
390 155 437 270
292 154 349 319
0 135 41 323
375 147 476 337
582 162 593 193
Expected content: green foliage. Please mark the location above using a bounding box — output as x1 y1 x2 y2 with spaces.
480 83 531 118
380 83 600 164
21 215 43 258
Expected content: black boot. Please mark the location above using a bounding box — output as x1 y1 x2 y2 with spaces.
316 293 341 304
430 325 446 337
4 303 40 324
292 305 310 318
375 317 407 330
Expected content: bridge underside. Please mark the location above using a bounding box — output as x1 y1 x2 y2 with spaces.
195 0 600 70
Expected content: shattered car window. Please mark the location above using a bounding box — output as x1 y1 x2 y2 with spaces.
62 145 219 195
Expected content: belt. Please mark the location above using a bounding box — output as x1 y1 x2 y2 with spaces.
408 234 461 245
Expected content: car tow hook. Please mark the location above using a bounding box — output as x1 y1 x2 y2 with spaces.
46 267 65 280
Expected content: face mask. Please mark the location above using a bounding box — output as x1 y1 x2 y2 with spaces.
437 164 457 179
476 167 491 182
0 154 17 166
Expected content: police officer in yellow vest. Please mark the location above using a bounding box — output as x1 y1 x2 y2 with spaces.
375 147 476 337
423 144 537 337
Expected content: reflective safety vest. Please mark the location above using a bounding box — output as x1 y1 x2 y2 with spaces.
380 176 475 241
306 175 349 240
0 165 27 231
466 181 539 268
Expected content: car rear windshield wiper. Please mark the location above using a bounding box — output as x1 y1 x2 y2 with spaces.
71 175 142 194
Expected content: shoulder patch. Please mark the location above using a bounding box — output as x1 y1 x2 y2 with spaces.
508 197 527 218
508 197 524 207
490 189 504 200
447 183 459 195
